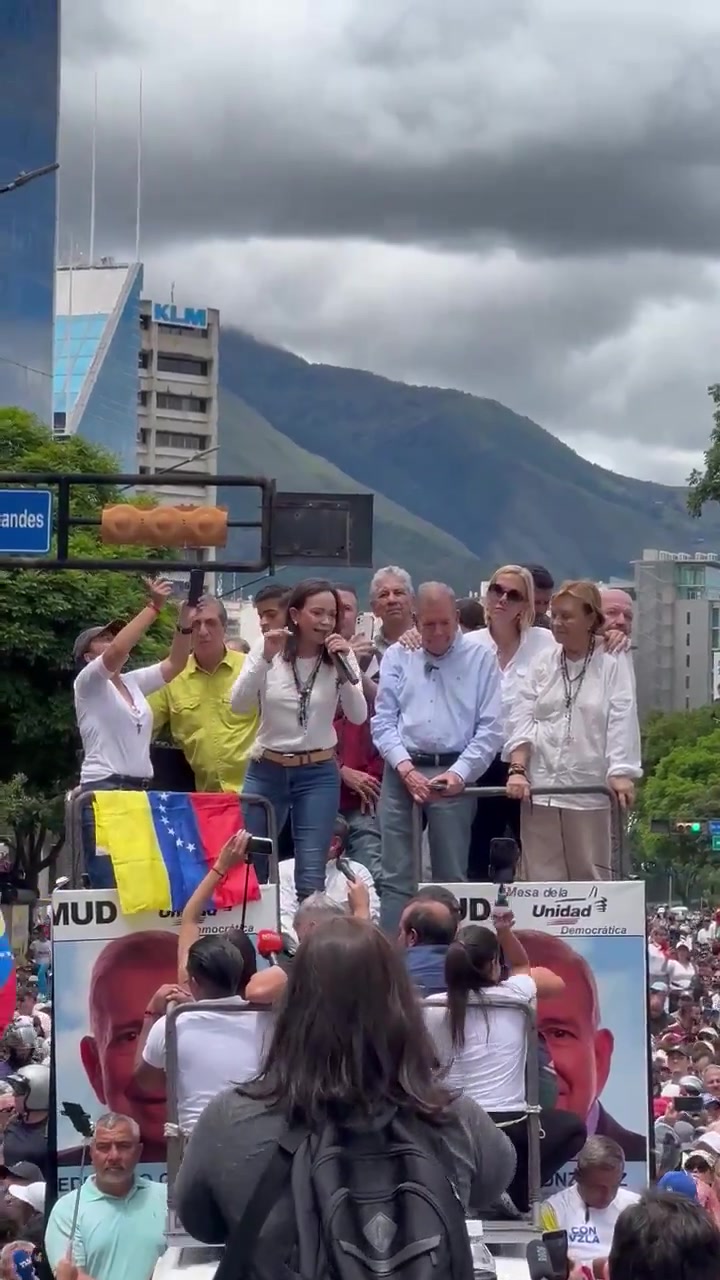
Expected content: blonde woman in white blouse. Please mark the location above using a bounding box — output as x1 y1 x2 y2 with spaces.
505 580 641 881
466 565 556 877
230 579 366 900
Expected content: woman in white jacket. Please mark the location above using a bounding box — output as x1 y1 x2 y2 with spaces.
505 580 641 881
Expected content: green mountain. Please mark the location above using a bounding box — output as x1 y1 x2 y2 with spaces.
217 388 485 589
218 329 720 582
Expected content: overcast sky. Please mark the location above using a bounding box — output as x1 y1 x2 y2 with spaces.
59 0 720 484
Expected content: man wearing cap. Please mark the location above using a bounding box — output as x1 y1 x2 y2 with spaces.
73 578 197 888
5 1064 49 1179
5 1178 44 1246
649 982 670 1039
661 1040 692 1083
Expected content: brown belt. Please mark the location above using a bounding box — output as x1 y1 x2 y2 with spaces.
261 748 335 768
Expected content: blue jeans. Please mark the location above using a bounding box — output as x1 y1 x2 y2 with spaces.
342 808 382 887
243 757 340 900
80 777 147 889
378 764 476 935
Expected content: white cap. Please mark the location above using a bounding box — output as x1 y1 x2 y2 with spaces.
695 1131 720 1156
661 1082 682 1098
8 1181 45 1214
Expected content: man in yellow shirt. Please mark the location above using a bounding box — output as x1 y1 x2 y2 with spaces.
148 595 258 793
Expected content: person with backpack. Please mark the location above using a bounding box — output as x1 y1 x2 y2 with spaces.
175 915 516 1280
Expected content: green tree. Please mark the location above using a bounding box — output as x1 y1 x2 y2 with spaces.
635 727 720 901
642 705 720 779
0 409 174 884
688 384 720 514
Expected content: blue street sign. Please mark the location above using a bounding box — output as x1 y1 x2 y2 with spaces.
709 820 720 837
0 489 52 554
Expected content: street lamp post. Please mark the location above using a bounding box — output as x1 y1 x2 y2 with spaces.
0 162 59 197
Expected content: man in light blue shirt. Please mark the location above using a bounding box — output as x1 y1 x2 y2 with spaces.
372 582 503 932
45 1111 167 1280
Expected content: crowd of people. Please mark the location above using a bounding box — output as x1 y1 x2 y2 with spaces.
73 561 642 930
3 562 713 1278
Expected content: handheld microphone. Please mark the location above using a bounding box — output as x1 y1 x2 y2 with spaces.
331 651 360 686
335 854 357 883
257 929 283 966
11 1251 39 1280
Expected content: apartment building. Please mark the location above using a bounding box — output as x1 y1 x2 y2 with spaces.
634 548 720 716
137 299 219 506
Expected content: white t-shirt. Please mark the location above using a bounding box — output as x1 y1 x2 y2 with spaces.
667 959 695 991
30 938 51 964
423 974 536 1112
647 942 668 980
280 857 380 943
142 997 273 1131
541 1183 639 1263
74 655 166 783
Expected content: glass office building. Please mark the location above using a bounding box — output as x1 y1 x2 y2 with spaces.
54 264 143 472
0 0 60 421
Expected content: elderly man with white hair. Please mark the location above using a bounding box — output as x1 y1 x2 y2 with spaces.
372 581 504 933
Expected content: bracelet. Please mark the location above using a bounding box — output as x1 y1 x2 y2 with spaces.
148 603 162 615
210 865 225 879
143 1009 157 1018
176 626 193 635
508 764 527 777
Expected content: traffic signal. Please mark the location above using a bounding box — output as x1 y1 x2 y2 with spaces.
101 504 228 548
674 821 704 834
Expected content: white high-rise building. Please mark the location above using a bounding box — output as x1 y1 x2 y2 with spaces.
137 299 219 506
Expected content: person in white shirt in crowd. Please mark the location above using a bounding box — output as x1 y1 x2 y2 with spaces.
667 940 696 997
372 582 503 933
648 924 670 982
540 1136 639 1267
279 815 379 944
73 577 196 888
466 565 556 878
45 1111 167 1280
132 935 272 1134
424 907 585 1214
231 579 366 902
505 580 642 881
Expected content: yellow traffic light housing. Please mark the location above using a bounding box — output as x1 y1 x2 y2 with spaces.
101 504 228 549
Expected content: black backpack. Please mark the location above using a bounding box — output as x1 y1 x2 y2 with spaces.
214 1107 475 1280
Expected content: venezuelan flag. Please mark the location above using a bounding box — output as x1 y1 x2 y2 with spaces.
92 791 261 916
0 913 15 1034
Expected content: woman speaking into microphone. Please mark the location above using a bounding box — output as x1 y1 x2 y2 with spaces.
231 579 366 901
74 577 196 885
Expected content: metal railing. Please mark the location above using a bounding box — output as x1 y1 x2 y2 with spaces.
412 784 629 883
61 787 281 891
164 1000 274 1228
427 995 543 1240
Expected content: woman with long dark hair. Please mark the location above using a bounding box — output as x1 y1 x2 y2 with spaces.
176 917 516 1250
424 914 586 1214
231 579 366 899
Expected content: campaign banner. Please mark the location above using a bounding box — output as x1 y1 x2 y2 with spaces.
51 885 278 1194
418 879 650 1192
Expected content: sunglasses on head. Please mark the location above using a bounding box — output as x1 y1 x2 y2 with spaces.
488 583 525 605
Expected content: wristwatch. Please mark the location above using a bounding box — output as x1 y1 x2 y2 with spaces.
176 625 193 635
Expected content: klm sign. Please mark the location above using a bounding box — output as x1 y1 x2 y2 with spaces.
153 303 208 329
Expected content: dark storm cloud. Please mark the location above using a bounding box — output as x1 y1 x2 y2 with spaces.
56 0 720 482
58 0 720 260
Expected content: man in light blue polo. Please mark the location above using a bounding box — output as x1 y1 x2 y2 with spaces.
372 581 503 933
45 1111 166 1280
